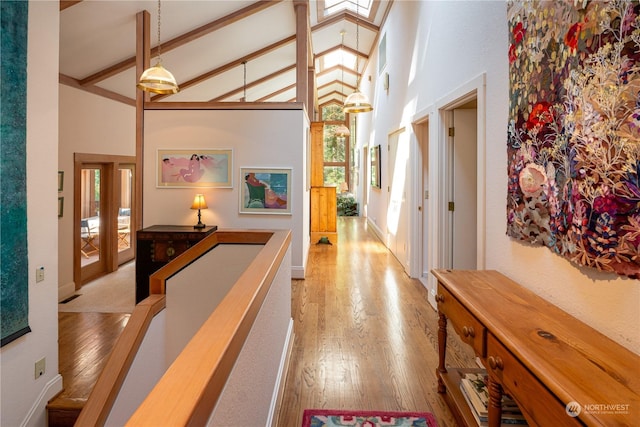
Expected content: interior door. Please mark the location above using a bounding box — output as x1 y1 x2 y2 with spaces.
449 108 477 269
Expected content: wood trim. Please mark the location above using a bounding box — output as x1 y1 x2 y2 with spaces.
148 230 276 295
135 11 149 232
59 74 135 107
76 295 166 427
126 230 291 426
73 153 136 288
60 1 82 11
316 64 360 78
79 0 284 87
294 0 309 109
210 64 297 102
257 84 296 102
314 44 362 62
152 35 297 102
312 10 380 34
143 101 304 110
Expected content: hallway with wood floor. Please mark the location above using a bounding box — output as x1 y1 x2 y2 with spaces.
54 216 473 426
276 216 473 426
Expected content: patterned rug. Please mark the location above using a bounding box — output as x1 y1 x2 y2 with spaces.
302 409 439 427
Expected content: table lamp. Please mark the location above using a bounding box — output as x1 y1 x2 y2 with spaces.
191 194 208 229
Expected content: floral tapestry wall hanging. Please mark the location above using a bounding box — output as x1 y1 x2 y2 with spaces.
507 0 640 278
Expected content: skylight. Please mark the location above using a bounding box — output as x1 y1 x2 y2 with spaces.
324 0 373 18
324 48 357 70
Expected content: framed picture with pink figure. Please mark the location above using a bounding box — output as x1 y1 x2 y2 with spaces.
157 149 233 188
239 167 292 215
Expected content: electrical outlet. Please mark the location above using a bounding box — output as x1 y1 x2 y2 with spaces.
36 266 45 283
35 357 46 379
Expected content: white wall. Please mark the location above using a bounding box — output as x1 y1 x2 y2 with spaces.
57 85 136 299
358 1 640 354
0 2 63 426
143 109 310 278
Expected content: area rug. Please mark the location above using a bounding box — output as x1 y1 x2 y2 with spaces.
302 409 438 427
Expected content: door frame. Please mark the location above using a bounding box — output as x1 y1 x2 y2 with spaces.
73 153 136 289
410 74 486 302
436 74 486 274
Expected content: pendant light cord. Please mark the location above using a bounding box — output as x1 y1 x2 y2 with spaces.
355 0 360 87
242 60 247 101
156 0 162 63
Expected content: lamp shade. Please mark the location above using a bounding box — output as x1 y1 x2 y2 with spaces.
137 62 180 94
191 194 208 210
335 124 351 137
344 89 373 113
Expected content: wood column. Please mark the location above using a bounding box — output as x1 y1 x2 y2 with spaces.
309 122 337 243
294 0 309 113
135 11 150 233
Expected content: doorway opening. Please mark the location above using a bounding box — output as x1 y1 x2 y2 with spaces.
436 75 486 272
74 154 136 289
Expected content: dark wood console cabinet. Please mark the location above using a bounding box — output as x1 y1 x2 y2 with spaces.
432 269 639 427
135 225 216 303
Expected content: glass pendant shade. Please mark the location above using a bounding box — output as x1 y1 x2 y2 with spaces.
137 62 179 94
344 89 373 113
335 124 351 137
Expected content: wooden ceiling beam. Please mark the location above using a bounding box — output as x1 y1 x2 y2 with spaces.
60 1 83 11
311 10 379 34
257 83 296 102
210 64 297 102
151 35 297 101
79 0 284 86
59 74 135 106
316 64 358 78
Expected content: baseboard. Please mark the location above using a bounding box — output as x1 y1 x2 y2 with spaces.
366 218 384 243
58 281 76 302
21 374 63 427
291 266 305 279
266 319 294 427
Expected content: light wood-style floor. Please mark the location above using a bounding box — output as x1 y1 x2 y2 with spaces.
276 217 474 426
54 216 473 426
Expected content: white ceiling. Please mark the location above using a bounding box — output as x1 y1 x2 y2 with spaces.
59 0 389 107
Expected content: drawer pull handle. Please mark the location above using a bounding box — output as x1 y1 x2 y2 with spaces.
462 326 475 338
435 294 445 303
488 356 504 371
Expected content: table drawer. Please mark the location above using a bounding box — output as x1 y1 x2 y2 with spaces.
437 284 486 356
487 333 581 426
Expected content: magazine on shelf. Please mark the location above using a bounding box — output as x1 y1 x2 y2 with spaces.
459 371 527 426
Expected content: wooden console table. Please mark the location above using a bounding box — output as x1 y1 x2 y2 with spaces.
432 269 640 427
136 225 217 303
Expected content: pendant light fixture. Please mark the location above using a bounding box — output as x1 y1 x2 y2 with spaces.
343 0 372 114
137 0 179 94
335 31 351 139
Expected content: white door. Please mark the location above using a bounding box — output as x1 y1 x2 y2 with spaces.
387 129 409 272
449 108 477 269
416 120 429 279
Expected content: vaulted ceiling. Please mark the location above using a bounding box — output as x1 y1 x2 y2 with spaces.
59 0 390 113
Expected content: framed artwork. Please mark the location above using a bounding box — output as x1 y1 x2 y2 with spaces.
58 171 64 192
58 197 64 218
239 167 292 215
370 145 381 188
157 149 233 188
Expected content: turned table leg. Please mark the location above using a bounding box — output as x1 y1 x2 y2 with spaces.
436 312 448 393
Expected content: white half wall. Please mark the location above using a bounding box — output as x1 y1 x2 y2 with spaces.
143 109 310 278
